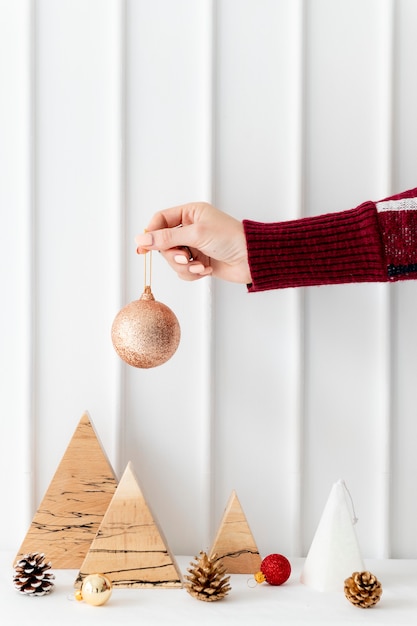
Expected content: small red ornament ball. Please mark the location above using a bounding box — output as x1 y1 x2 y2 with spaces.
257 554 291 586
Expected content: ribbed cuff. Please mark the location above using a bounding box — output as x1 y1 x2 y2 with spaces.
243 201 388 291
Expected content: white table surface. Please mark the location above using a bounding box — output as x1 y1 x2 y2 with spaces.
3 552 417 625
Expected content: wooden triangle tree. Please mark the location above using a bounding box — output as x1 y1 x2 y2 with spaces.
209 490 261 574
74 461 183 588
14 412 118 568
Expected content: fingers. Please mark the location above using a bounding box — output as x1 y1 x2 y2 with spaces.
145 205 189 231
161 249 213 281
135 202 212 253
143 202 207 233
177 246 194 262
134 201 219 281
134 222 212 281
135 225 193 254
174 247 194 265
135 232 154 254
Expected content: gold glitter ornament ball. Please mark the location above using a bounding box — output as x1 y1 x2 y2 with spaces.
76 574 112 606
111 286 181 368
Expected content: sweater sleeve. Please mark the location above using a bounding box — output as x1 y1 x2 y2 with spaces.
243 187 417 292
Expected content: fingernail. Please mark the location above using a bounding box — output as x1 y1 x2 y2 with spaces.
174 254 189 265
189 263 205 274
135 232 153 247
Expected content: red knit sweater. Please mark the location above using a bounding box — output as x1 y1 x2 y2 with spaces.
243 187 417 291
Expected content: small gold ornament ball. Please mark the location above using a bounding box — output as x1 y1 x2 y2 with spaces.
111 286 181 368
77 574 113 606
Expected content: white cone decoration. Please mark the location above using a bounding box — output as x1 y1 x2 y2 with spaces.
300 479 364 592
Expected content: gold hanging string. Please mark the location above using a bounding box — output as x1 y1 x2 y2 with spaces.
144 249 152 290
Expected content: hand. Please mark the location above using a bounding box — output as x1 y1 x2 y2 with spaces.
135 202 252 284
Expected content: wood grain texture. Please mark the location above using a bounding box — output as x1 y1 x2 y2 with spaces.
15 412 118 568
209 490 262 574
74 461 183 588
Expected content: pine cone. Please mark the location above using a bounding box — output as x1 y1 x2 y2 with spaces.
344 571 382 608
185 551 231 602
13 553 55 596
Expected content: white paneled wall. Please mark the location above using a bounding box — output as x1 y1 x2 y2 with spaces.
1 0 417 560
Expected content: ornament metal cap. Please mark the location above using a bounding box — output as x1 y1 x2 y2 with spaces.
254 571 266 584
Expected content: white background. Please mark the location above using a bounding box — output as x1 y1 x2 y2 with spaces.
1 0 416 562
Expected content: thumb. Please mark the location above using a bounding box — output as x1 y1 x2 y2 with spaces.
135 226 190 253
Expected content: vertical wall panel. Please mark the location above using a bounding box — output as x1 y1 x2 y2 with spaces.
125 0 215 553
214 0 307 557
107 0 127 476
0 0 35 548
393 0 417 190
390 0 417 558
392 281 417 557
286 0 307 557
35 0 124 496
374 0 395 559
301 0 399 559
196 0 216 548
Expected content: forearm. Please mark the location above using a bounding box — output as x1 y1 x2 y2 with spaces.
243 187 417 291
